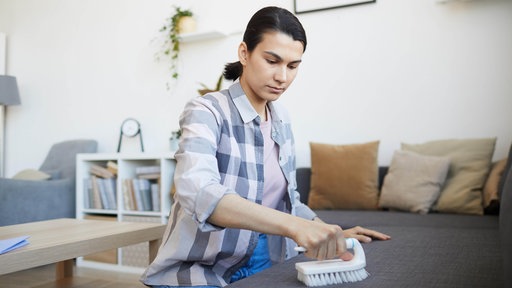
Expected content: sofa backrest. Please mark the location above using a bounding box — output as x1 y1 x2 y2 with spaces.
295 166 388 205
499 144 512 288
39 139 98 182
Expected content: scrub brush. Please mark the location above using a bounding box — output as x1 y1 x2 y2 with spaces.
294 238 369 287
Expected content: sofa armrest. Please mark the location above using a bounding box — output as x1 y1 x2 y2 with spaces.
500 149 512 288
0 178 74 226
296 168 311 204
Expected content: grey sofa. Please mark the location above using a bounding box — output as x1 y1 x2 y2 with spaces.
227 145 512 288
0 139 97 226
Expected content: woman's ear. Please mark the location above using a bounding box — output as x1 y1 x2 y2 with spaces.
238 42 248 65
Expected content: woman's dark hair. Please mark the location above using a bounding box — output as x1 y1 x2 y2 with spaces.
223 6 307 81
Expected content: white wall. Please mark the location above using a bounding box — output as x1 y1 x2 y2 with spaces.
0 0 511 176
0 32 6 177
0 32 5 74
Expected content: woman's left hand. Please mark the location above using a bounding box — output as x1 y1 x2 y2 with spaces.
342 226 391 243
313 217 391 243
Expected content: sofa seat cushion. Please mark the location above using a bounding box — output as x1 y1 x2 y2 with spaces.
226 215 502 288
314 210 499 230
227 225 503 288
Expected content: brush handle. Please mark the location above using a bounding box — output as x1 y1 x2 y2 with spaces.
294 238 356 253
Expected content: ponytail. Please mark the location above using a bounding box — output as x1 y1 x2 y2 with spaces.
223 61 243 81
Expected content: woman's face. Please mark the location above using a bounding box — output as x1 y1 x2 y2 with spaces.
239 31 304 105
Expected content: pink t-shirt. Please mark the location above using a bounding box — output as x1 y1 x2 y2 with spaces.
260 110 287 209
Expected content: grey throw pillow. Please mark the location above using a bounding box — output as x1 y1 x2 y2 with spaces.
379 150 450 214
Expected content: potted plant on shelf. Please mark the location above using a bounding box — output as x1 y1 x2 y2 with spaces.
198 73 224 96
169 129 182 151
159 6 195 81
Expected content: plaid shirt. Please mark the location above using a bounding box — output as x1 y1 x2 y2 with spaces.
140 81 316 287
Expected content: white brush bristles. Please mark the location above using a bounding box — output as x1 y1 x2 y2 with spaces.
297 267 369 287
295 238 369 287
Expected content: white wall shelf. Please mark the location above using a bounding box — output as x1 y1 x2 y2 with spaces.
76 152 176 271
180 30 227 43
179 29 240 43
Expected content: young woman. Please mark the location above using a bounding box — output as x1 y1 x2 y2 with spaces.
141 6 390 288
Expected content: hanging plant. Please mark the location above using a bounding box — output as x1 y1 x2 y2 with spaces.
198 73 224 96
159 6 194 81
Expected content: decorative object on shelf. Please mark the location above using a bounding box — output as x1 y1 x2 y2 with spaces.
294 0 376 14
0 75 20 177
117 118 144 152
177 14 196 34
158 6 195 82
198 73 224 96
169 129 181 151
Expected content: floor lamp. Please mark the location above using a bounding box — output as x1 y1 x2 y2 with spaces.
0 75 20 177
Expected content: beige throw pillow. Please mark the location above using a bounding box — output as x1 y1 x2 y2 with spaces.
402 138 496 215
378 150 450 214
308 141 379 210
483 158 507 208
12 169 51 180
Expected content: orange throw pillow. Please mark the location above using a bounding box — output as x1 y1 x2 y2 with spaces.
308 141 379 210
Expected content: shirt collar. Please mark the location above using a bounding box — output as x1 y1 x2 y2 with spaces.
229 80 259 124
228 80 284 126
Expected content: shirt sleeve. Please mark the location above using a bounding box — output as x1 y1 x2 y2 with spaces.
293 190 317 220
173 96 237 232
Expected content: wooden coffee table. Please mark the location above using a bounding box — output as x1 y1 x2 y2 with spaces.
0 218 166 280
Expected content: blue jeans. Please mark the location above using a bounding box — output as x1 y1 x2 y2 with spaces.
230 233 272 282
151 234 272 287
151 285 219 288
151 286 218 288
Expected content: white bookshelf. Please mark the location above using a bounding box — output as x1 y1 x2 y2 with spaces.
75 152 176 272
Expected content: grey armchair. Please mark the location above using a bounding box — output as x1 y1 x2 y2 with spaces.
0 139 98 226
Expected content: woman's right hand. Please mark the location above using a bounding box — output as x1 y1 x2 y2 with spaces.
207 194 353 261
292 219 353 261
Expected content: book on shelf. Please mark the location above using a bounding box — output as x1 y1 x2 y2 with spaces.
97 178 109 209
90 163 116 179
83 178 91 209
103 177 117 209
131 178 144 211
151 183 160 212
122 179 136 211
90 176 102 209
121 178 160 212
106 161 118 175
84 175 117 210
135 165 160 176
136 178 152 211
137 173 160 180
